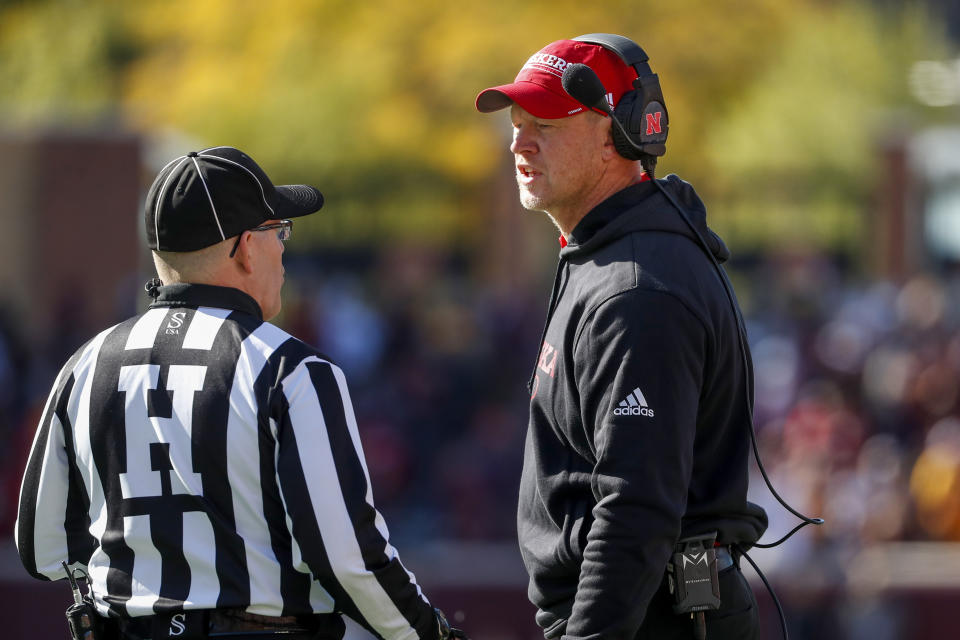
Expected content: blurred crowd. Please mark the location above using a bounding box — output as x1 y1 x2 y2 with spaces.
747 254 960 553
2 248 959 585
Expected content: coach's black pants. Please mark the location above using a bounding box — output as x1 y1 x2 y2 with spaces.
634 564 759 640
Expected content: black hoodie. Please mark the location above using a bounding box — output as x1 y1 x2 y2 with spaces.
519 175 768 640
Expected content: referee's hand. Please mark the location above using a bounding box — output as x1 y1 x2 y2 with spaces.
434 608 470 640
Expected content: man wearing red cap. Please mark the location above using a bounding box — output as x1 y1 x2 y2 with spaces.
477 37 768 640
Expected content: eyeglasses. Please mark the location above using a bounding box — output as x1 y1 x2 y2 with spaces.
229 220 293 258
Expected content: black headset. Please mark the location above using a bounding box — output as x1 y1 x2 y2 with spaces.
572 33 669 167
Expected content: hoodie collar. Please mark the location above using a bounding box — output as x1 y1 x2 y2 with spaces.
567 177 656 247
560 174 731 264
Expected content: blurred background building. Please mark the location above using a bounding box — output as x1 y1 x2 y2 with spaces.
1 1 959 638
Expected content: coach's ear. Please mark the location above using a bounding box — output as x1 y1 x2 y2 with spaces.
599 116 619 161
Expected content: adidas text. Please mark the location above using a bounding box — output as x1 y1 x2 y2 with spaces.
613 406 655 417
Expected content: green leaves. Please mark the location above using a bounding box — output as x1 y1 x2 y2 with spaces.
0 0 951 253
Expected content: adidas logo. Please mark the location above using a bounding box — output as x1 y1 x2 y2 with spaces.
613 387 655 417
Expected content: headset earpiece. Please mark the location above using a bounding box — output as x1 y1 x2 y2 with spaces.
573 33 669 163
635 75 668 154
610 89 668 160
611 91 644 160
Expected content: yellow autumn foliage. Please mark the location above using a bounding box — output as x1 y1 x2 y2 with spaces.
0 0 951 250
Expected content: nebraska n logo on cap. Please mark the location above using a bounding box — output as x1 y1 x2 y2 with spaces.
613 387 655 417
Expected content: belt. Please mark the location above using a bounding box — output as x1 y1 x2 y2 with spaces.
210 609 315 634
115 609 344 639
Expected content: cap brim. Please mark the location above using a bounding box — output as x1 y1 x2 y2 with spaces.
475 81 586 119
272 185 324 219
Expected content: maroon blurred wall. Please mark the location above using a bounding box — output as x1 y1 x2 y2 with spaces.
0 132 141 347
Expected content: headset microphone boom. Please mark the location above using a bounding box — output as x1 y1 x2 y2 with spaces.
561 62 644 149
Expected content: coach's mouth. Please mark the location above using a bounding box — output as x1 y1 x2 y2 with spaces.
517 165 541 180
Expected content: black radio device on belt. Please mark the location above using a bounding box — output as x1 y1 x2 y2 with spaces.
666 533 722 640
667 533 721 615
63 561 107 640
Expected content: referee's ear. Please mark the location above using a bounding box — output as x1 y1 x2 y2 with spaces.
232 231 256 275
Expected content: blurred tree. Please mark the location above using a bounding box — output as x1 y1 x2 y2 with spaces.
0 0 135 124
704 2 952 257
0 0 952 256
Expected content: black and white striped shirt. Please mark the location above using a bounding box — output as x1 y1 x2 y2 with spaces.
16 283 435 640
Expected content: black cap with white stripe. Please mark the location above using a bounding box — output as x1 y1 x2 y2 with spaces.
145 146 324 252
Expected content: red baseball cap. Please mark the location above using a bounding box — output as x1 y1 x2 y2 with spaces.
476 39 638 119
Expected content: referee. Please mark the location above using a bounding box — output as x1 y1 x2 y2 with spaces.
15 147 466 640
